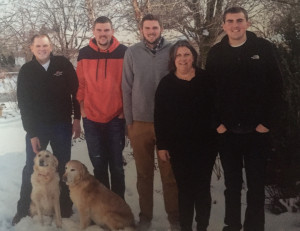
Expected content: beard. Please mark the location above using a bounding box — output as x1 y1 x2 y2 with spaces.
143 32 162 46
96 36 113 48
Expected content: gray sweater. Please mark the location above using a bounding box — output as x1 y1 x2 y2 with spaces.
122 39 171 125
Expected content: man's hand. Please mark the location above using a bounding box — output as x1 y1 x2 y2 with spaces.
31 137 41 154
118 112 124 119
217 124 227 134
158 150 170 162
256 124 269 133
72 119 81 139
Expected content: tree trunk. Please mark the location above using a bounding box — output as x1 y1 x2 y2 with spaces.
85 0 95 28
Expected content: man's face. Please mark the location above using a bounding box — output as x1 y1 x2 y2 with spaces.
222 12 250 45
140 20 162 46
93 22 114 50
30 36 52 65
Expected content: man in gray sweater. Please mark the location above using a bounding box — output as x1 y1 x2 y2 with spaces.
122 14 179 231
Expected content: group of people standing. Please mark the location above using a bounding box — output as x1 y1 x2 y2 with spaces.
12 5 282 231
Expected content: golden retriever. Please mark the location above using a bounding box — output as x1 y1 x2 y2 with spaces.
63 160 135 231
30 150 62 228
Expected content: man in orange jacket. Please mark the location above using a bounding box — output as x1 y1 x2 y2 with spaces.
76 16 127 199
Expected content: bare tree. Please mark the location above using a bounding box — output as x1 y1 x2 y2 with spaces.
1 0 91 60
85 0 121 27
85 0 95 28
1 0 297 63
31 0 90 59
0 0 41 61
1 0 134 60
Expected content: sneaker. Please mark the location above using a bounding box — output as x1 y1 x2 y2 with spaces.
11 212 27 226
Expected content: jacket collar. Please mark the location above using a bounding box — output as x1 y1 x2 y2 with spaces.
144 37 164 53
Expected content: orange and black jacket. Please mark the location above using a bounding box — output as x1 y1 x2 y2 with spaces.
76 36 127 123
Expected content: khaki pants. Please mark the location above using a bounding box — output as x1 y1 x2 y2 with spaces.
128 121 179 224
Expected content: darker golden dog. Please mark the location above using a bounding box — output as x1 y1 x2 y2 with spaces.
63 160 135 230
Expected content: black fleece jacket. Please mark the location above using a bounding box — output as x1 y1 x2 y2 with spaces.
154 69 217 153
17 55 80 138
206 31 282 133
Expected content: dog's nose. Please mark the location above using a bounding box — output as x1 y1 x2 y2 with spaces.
39 160 44 166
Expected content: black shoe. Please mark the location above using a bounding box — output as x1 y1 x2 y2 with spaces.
12 212 27 226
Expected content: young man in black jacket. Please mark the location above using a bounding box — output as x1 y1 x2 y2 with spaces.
206 7 282 231
12 34 81 225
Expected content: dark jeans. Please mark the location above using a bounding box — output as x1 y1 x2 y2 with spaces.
16 122 73 217
219 132 269 231
83 117 125 199
170 148 217 231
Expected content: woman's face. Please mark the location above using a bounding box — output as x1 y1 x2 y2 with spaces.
175 46 194 73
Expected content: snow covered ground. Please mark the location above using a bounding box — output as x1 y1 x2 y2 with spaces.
0 103 299 231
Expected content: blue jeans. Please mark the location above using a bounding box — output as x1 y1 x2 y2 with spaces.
83 117 125 199
16 122 73 217
219 132 269 231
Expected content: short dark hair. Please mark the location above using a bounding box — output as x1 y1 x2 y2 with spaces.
140 14 162 29
30 34 52 45
93 16 113 29
223 6 248 23
168 40 198 73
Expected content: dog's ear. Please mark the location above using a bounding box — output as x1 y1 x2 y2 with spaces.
80 163 89 179
33 156 39 171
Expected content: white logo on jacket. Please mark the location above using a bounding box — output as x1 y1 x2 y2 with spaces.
53 71 63 76
251 55 260 60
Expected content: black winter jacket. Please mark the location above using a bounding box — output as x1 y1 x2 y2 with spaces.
154 69 217 153
17 55 80 138
206 31 282 132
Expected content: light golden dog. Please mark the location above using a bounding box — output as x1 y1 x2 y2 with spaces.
30 150 62 228
63 160 135 231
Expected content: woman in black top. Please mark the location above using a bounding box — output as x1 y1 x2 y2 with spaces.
154 40 217 231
